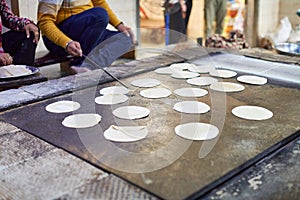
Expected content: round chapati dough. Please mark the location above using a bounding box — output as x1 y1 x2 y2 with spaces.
140 88 172 99
209 69 237 78
95 94 128 105
131 78 161 88
173 101 210 114
113 106 150 119
104 125 148 142
154 67 179 75
174 88 208 97
187 65 215 73
170 63 193 70
100 86 129 95
62 114 102 128
232 105 273 120
186 77 218 86
210 82 245 92
171 71 199 79
175 122 219 140
237 75 268 85
45 100 80 113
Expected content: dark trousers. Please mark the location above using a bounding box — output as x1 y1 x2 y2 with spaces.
43 7 132 67
184 0 193 34
164 2 186 44
2 30 37 66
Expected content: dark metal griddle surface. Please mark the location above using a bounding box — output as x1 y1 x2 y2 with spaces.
1 55 300 200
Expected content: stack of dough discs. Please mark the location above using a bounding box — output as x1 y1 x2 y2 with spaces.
237 75 267 85
232 105 273 120
171 71 199 79
175 122 219 140
140 88 172 99
187 77 218 86
95 94 128 105
113 106 150 119
154 67 178 75
104 125 148 142
45 100 80 113
209 69 237 78
174 88 208 98
170 63 193 70
62 114 102 128
187 65 215 74
100 86 129 95
173 101 210 114
209 82 245 92
131 78 161 88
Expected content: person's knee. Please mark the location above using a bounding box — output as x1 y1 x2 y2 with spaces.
89 7 109 25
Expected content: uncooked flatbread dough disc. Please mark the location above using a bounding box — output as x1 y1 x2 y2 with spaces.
62 114 102 128
232 105 273 120
131 78 161 88
140 88 172 99
175 122 219 140
95 94 128 105
173 101 210 114
186 77 218 86
187 65 215 73
171 71 199 79
210 82 245 92
100 86 129 95
104 125 148 142
170 63 193 70
113 106 150 119
45 100 80 113
154 67 178 75
237 75 268 85
174 88 208 97
209 69 237 78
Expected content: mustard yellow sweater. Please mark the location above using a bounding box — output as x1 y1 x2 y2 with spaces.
38 0 121 49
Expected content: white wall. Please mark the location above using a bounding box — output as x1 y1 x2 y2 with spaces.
257 0 280 38
18 0 138 52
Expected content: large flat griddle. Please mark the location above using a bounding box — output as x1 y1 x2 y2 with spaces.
1 53 300 200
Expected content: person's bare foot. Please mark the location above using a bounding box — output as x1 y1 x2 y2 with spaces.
70 66 91 74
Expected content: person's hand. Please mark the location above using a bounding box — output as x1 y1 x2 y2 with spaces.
65 41 83 57
116 23 136 45
0 53 13 66
24 23 39 44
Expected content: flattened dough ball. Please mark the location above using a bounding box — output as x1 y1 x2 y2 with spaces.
113 106 150 120
237 75 267 85
104 125 148 142
175 122 219 140
209 82 245 92
173 101 210 114
187 65 215 74
62 114 102 128
95 94 128 105
171 71 199 79
140 88 172 99
209 69 237 78
131 78 161 88
174 88 208 98
46 100 80 113
100 86 129 95
232 105 273 120
187 77 218 86
170 63 193 71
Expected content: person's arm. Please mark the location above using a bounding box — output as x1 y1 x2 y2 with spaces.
92 0 134 42
92 0 122 27
0 0 33 31
37 0 72 49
